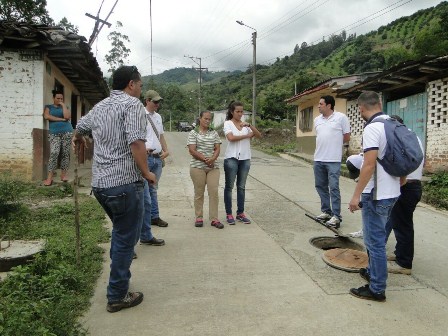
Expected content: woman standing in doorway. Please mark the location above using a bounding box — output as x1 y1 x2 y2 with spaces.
223 101 261 225
42 90 73 186
188 111 223 229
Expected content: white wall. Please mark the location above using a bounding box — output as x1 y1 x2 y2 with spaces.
0 50 44 178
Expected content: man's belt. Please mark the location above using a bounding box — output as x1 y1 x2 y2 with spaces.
406 179 421 184
146 149 161 158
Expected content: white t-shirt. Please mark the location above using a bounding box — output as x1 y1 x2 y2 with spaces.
362 115 400 199
223 120 252 160
145 111 164 153
314 111 351 162
407 136 424 180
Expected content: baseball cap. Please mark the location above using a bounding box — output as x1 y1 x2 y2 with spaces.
346 154 364 179
144 90 163 101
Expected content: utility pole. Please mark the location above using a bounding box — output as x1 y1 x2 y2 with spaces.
236 20 257 126
184 55 208 115
86 0 119 46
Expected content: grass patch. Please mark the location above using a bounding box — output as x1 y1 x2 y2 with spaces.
423 172 448 210
0 178 109 336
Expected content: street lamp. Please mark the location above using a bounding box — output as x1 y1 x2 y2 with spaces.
236 20 257 126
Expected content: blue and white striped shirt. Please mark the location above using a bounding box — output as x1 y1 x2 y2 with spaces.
76 90 147 188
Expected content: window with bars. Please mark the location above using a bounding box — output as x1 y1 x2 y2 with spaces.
299 107 313 132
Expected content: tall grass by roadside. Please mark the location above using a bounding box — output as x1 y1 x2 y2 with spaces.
0 175 109 336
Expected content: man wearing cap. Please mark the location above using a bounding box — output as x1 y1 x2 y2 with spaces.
72 65 156 312
142 90 170 230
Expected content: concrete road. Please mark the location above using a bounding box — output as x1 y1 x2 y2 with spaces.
81 132 448 336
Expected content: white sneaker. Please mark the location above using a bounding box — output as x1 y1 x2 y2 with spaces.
349 229 363 238
326 216 341 228
316 213 331 220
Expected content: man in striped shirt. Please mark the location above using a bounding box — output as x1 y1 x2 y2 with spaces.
72 65 156 313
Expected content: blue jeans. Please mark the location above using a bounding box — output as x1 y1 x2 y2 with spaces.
92 181 145 302
140 180 153 241
385 181 422 269
314 161 342 219
362 192 397 294
148 156 163 219
224 158 250 215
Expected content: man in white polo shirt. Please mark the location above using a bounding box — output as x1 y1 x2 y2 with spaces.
348 91 401 302
314 95 351 228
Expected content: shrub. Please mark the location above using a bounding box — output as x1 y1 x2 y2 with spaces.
423 172 448 209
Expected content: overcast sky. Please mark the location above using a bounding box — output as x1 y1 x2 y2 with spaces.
46 0 443 76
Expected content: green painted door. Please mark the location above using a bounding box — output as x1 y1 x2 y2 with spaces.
386 92 427 149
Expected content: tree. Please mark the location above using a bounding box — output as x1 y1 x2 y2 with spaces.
0 0 53 24
105 21 131 73
57 17 78 34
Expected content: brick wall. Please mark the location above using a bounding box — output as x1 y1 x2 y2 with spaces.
0 51 44 180
346 100 363 154
426 77 448 172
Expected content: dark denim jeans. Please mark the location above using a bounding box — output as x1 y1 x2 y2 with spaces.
362 192 397 294
140 180 153 241
314 161 342 219
224 158 250 215
148 156 163 219
385 181 422 269
92 181 145 302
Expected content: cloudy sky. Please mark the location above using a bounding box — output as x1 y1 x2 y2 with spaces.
46 0 443 76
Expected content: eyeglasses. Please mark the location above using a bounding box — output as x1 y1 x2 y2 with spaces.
152 100 161 104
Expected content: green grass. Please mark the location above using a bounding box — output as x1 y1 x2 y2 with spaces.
0 178 109 336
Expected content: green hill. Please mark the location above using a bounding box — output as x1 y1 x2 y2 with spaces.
144 1 448 126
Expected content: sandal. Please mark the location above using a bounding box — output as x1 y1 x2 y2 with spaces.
43 179 53 186
211 220 224 229
195 217 203 227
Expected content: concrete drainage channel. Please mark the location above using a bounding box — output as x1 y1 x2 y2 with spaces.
309 236 368 272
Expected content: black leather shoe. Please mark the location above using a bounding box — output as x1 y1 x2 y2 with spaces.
140 237 165 246
359 268 370 283
152 217 168 227
350 284 385 302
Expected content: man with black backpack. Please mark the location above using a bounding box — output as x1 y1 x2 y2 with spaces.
348 91 402 302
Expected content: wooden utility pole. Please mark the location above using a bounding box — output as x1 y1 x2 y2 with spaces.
86 0 119 46
184 55 208 115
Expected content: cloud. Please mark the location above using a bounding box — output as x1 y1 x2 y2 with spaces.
46 0 444 76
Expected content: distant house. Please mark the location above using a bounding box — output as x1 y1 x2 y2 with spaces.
212 109 252 128
337 55 448 172
285 74 377 155
0 21 109 181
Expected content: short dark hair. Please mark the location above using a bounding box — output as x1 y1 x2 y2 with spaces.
112 65 141 90
320 95 335 110
226 101 243 120
52 90 63 98
390 114 404 124
357 91 380 109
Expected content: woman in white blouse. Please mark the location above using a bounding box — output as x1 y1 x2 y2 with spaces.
223 101 261 225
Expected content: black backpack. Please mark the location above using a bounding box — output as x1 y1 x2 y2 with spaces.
371 117 423 177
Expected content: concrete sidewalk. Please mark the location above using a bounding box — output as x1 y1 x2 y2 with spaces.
79 132 448 336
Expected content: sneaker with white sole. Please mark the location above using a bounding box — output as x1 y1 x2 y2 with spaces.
388 261 412 275
349 229 363 238
326 216 341 229
316 213 331 221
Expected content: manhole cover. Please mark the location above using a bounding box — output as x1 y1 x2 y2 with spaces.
322 248 368 272
309 236 364 251
0 239 45 272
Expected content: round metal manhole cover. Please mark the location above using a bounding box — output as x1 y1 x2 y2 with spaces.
322 248 368 272
309 236 364 251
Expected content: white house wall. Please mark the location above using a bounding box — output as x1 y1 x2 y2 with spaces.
0 50 44 179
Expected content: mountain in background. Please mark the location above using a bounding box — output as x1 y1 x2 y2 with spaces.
145 1 448 126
